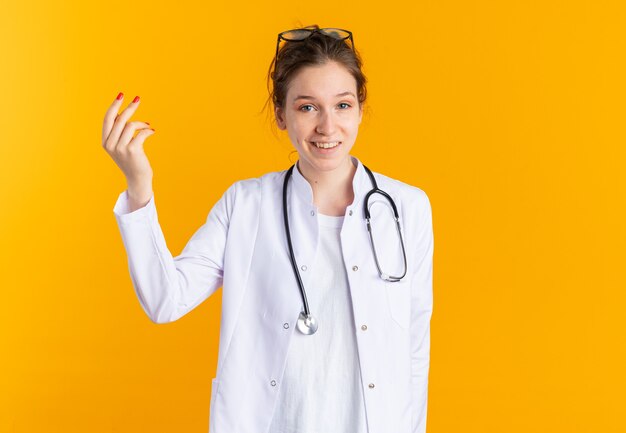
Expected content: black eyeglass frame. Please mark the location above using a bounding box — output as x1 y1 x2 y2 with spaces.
274 27 356 68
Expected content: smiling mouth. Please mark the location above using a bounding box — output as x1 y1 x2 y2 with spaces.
309 140 342 149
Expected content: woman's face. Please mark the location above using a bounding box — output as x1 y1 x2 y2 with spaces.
275 61 363 174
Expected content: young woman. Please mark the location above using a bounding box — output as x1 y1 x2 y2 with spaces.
102 25 434 433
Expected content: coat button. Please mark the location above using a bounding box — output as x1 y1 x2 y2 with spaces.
368 383 375 389
361 324 368 331
300 265 307 271
310 210 315 216
271 380 277 386
283 322 290 329
349 210 353 216
352 265 359 271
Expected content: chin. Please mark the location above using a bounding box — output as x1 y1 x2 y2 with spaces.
308 154 350 171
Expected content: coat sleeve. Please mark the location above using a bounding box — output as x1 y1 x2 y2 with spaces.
112 182 236 324
410 190 434 433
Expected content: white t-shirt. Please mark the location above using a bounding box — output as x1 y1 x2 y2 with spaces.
267 212 369 433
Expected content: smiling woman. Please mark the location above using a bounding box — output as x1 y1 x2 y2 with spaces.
265 26 368 216
277 62 363 178
106 23 433 433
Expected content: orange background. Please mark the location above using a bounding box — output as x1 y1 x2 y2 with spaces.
1 0 625 432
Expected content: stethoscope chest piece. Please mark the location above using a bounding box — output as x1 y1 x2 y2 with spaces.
296 311 318 335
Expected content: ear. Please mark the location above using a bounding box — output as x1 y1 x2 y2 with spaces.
358 103 363 124
275 106 287 130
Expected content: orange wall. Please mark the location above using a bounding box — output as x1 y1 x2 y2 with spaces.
1 1 624 432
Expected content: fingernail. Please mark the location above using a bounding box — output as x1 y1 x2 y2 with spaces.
133 96 140 103
116 92 124 100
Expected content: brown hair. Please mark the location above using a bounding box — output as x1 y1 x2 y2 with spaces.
262 24 368 136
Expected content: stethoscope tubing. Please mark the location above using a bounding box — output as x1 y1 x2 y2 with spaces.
282 164 313 318
282 162 408 334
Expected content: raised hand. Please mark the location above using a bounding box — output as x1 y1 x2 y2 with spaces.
103 93 156 210
102 93 154 184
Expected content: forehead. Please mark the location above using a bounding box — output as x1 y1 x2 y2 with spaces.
286 61 357 101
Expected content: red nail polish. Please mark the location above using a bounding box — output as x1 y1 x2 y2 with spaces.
133 96 140 103
116 92 124 100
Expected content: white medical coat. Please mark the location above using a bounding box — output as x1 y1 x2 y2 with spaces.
112 156 434 433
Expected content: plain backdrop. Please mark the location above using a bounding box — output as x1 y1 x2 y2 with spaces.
0 1 624 432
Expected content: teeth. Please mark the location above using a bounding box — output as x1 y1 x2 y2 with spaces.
312 141 340 149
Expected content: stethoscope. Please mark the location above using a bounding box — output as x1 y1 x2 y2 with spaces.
283 163 408 335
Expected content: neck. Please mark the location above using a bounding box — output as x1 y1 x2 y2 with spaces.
297 156 357 216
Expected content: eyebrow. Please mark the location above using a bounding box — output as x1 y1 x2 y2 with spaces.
293 91 356 102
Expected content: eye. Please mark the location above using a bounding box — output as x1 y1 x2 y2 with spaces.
299 105 314 112
338 102 351 109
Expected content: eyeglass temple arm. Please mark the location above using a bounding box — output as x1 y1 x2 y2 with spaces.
275 32 355 67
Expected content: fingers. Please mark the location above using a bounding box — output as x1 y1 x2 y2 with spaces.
116 121 153 152
103 93 142 147
126 127 156 153
102 92 126 144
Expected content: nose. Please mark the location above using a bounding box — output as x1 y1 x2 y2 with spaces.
315 110 337 135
